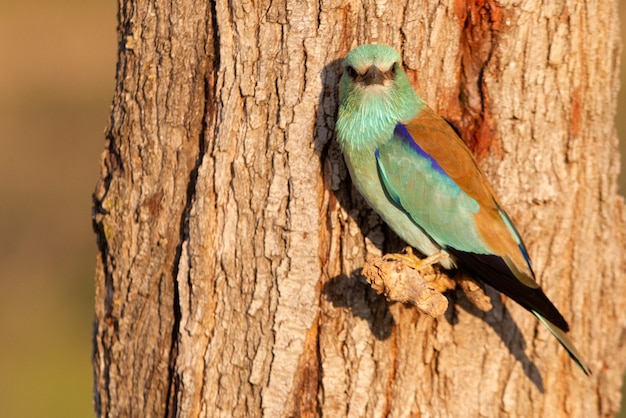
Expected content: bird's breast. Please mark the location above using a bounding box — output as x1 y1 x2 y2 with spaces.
342 148 452 267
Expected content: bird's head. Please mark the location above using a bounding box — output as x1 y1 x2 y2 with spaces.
337 44 423 149
340 44 403 103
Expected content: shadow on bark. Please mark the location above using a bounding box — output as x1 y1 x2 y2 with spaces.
450 285 545 392
322 271 545 392
322 272 395 340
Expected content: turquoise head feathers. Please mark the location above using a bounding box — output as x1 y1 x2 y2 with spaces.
336 44 424 153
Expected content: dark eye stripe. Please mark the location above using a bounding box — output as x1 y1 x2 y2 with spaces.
346 66 358 79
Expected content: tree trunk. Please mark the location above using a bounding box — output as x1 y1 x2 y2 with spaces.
92 0 626 417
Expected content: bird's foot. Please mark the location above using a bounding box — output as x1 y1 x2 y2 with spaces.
382 247 449 270
382 248 454 292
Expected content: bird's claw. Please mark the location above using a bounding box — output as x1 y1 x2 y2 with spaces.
382 247 455 293
383 247 449 271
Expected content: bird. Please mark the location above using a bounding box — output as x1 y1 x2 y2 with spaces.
335 43 591 375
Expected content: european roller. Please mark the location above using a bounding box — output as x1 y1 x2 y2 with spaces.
336 44 590 375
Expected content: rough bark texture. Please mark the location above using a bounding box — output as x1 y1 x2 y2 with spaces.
93 0 626 417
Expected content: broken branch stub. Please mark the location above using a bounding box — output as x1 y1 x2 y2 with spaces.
361 251 495 317
362 256 453 317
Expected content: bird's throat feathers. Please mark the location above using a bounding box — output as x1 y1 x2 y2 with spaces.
337 72 424 154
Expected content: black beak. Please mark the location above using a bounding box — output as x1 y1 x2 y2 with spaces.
362 66 385 86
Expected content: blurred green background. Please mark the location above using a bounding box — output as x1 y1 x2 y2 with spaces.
0 1 624 417
0 0 115 416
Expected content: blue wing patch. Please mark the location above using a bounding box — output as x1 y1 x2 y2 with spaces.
394 124 449 179
374 123 487 254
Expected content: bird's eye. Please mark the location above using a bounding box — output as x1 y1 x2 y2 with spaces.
390 63 397 76
346 66 358 79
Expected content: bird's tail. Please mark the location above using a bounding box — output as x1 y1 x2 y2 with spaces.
534 311 591 376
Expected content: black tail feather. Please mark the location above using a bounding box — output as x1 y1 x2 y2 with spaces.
447 249 569 332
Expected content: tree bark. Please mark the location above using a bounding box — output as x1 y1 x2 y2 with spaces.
93 0 626 417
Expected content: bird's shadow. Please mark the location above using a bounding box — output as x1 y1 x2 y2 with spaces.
314 58 544 392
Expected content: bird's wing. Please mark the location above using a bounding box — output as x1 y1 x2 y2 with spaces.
375 106 569 331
